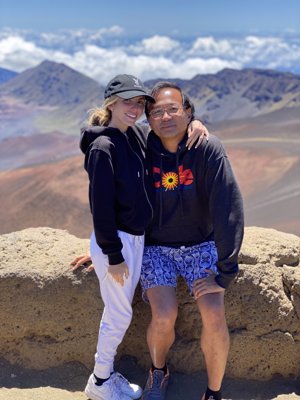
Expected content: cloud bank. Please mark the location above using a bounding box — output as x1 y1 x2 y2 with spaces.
0 27 299 84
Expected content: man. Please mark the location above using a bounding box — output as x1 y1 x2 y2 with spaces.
140 82 244 400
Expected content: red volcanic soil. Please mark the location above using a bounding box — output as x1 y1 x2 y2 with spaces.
0 155 92 239
0 148 299 238
226 146 298 198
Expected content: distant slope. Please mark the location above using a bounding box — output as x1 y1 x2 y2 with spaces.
0 132 80 170
0 67 17 84
244 160 300 234
0 108 299 237
211 107 300 235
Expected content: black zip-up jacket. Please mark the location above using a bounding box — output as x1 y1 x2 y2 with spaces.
80 125 153 265
145 131 244 289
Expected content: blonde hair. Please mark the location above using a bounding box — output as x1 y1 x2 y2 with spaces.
87 95 119 126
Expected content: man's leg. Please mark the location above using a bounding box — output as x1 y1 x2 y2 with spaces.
141 286 177 399
146 285 178 368
196 292 229 392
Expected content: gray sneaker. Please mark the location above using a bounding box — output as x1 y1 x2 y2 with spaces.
142 369 169 400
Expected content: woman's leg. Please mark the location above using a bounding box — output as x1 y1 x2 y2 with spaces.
90 232 144 379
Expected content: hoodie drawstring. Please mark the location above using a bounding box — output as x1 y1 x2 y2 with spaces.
176 147 184 220
159 154 164 230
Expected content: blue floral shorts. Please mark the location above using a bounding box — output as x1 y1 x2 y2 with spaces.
140 241 218 301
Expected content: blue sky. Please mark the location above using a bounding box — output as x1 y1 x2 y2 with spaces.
0 0 299 82
1 0 299 36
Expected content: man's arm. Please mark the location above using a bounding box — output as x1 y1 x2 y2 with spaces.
206 141 244 289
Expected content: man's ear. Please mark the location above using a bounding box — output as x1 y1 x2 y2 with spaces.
185 107 192 122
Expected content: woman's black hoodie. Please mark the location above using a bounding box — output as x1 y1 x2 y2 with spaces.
145 131 244 289
80 125 153 265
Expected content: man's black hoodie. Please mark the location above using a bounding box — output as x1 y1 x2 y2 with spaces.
80 125 153 265
145 131 244 289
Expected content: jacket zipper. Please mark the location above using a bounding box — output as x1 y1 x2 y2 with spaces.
125 133 154 220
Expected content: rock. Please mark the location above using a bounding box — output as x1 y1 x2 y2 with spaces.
0 228 98 370
0 227 299 380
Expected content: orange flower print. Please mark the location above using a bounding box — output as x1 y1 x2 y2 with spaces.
161 172 179 190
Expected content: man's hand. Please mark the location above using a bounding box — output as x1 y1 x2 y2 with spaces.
70 254 94 272
107 262 129 286
192 269 225 299
186 120 209 150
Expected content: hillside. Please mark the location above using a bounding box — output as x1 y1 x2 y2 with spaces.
0 132 80 170
0 67 17 84
0 61 105 136
0 155 92 238
1 60 102 106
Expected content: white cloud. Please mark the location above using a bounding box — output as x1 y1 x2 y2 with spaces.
139 35 180 53
190 36 232 55
0 29 299 84
0 36 49 71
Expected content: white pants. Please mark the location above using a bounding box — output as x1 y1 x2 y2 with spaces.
90 230 144 379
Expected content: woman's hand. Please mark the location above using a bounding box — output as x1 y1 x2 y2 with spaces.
186 120 209 150
70 254 94 272
107 262 129 286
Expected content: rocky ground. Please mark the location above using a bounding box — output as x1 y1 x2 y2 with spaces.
0 357 299 400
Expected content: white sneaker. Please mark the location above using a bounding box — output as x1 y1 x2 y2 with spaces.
84 373 132 400
112 371 143 399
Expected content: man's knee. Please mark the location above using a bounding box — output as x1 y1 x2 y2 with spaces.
149 295 177 331
198 294 227 330
151 307 178 333
204 306 227 331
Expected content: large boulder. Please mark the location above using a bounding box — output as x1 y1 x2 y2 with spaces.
0 227 299 380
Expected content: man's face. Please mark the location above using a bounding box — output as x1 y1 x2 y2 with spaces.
148 88 191 144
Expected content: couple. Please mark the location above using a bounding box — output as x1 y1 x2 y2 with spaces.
71 74 244 400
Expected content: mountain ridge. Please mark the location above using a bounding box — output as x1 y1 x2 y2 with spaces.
145 68 300 122
1 60 300 134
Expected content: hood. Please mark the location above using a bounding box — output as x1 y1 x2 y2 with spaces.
147 130 189 158
80 126 109 154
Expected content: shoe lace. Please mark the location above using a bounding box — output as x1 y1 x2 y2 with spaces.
147 370 166 393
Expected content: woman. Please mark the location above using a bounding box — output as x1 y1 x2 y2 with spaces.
74 74 208 400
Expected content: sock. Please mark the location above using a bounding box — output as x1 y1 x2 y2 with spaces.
93 374 110 386
204 387 222 400
151 363 168 375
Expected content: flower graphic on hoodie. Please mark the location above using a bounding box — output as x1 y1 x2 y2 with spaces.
162 172 179 190
153 166 194 190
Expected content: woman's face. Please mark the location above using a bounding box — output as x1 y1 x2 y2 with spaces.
108 95 146 131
